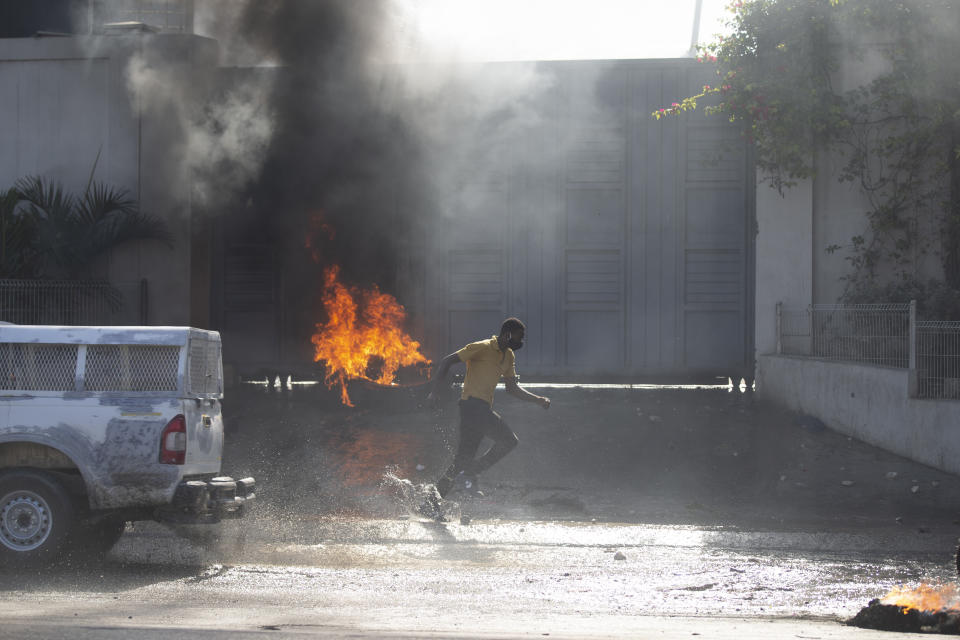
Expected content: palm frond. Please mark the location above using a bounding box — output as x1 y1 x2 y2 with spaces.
0 187 36 278
15 175 75 219
5 174 173 279
75 181 139 225
15 175 81 276
84 146 103 200
76 182 173 265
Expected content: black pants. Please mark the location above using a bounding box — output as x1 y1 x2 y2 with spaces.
436 397 519 498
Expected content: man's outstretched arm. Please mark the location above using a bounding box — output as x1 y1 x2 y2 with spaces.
426 352 461 404
505 377 550 409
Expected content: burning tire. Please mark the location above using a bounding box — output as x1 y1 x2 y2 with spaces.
0 469 76 565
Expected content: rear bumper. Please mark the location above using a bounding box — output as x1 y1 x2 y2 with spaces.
155 475 256 524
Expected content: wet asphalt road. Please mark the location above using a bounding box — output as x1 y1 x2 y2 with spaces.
0 515 958 639
2 386 960 638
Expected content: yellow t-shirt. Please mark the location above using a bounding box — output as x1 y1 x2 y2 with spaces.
456 336 517 406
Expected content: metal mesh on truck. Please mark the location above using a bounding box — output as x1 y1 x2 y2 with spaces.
188 338 221 395
85 345 180 392
0 344 78 391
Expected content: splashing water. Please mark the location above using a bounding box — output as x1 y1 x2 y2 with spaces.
380 469 460 522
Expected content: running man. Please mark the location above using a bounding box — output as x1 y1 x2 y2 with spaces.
422 317 550 518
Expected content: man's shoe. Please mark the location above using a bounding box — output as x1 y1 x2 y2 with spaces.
416 495 447 522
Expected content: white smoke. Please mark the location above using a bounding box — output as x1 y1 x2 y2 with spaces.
388 59 555 216
123 47 274 209
187 78 275 207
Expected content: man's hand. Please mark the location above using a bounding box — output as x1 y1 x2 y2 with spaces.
425 353 461 411
538 396 551 410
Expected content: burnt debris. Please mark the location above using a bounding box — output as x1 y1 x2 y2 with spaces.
848 599 960 634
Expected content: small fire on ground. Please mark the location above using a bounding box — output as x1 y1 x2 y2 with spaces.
849 583 960 634
310 265 429 406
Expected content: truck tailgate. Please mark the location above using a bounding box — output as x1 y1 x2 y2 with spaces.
182 398 223 474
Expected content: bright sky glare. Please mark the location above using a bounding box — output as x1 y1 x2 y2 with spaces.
398 0 733 62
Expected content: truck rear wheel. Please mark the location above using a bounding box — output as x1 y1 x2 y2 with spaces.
0 469 76 565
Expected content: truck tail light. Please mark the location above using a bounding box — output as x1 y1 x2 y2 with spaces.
160 414 187 465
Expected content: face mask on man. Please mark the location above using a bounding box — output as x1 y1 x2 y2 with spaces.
507 333 523 351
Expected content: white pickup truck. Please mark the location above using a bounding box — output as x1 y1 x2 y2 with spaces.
0 325 255 565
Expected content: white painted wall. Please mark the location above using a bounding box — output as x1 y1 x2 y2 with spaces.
757 354 960 474
753 175 813 356
754 150 956 474
753 34 956 472
0 38 136 193
0 34 217 326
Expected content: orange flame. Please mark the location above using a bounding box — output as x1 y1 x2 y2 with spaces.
310 265 429 406
882 583 960 614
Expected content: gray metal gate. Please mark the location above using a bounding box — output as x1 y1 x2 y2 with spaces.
428 59 754 380
211 213 282 375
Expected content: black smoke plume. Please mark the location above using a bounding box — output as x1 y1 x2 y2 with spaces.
237 0 428 293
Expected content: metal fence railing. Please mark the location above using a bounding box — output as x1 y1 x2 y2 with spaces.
777 303 911 367
776 300 960 401
916 321 960 400
0 279 147 326
777 305 815 359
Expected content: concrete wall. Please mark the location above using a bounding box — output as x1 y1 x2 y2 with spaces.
754 31 947 339
757 354 960 474
0 33 217 327
754 165 957 473
753 176 813 356
752 33 957 471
